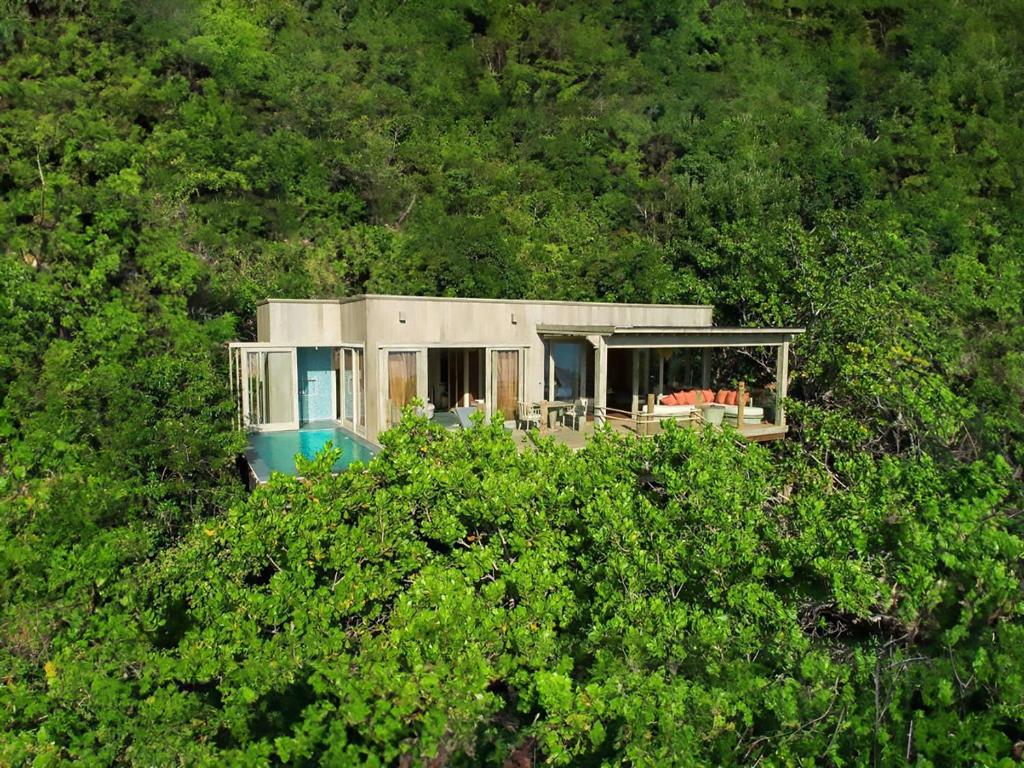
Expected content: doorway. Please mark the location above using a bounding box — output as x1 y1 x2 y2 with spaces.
297 347 335 424
491 349 521 422
428 348 483 410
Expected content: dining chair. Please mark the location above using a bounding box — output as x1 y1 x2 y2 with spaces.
516 401 542 431
563 397 588 431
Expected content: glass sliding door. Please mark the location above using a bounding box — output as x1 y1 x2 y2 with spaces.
546 340 587 401
342 349 355 423
336 347 362 432
240 347 297 430
355 348 365 431
491 349 521 422
387 350 418 426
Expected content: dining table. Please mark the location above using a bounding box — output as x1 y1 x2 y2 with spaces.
539 400 573 430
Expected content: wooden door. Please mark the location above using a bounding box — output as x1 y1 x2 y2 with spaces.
492 350 520 421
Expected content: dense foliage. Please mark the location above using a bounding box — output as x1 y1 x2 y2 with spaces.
1 0 1022 764
5 418 1021 765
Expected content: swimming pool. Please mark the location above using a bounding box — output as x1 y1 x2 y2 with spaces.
245 425 378 483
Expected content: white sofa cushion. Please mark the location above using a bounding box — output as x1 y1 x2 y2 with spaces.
645 404 696 416
720 404 764 419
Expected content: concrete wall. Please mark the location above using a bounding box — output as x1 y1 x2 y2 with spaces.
338 298 367 342
259 295 711 347
256 303 271 343
257 300 346 346
360 296 712 438
360 295 712 345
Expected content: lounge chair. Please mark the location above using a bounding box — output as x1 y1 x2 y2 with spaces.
455 406 481 429
430 410 461 430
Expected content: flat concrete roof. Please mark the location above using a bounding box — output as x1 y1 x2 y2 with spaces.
257 294 714 310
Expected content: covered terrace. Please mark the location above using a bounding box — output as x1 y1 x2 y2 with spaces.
539 324 803 443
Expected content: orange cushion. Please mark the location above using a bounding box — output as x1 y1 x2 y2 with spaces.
726 391 737 405
680 390 696 405
737 391 749 406
703 389 714 404
715 389 729 404
661 392 678 405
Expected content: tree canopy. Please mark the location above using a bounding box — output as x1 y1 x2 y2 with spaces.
1 1 1022 765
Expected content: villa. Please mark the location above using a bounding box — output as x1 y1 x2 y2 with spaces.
229 295 803 482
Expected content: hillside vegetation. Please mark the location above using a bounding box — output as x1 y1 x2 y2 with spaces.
1 1 1022 765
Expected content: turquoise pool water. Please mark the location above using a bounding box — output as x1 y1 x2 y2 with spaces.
246 426 378 482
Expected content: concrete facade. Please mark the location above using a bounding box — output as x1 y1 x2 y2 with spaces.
232 294 801 444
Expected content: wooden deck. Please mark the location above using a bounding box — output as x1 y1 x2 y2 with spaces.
735 422 789 441
510 417 788 452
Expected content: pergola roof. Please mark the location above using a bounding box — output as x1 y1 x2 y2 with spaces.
537 324 805 348
614 325 805 334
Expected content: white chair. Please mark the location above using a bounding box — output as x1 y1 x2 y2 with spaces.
516 401 542 431
414 400 436 420
562 398 588 431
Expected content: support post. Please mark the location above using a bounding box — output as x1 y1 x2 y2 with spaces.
237 349 245 428
630 348 640 417
547 341 555 402
353 351 361 431
290 349 299 427
484 349 492 420
701 347 711 388
775 342 789 426
428 349 440 407
378 348 389 434
641 349 650 397
463 349 470 407
240 351 250 428
595 337 608 427
645 393 655 436
737 380 746 432
581 343 589 403
417 349 429 407
228 348 236 429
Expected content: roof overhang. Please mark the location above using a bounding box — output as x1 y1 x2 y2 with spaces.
536 324 618 335
537 324 804 347
606 326 804 348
